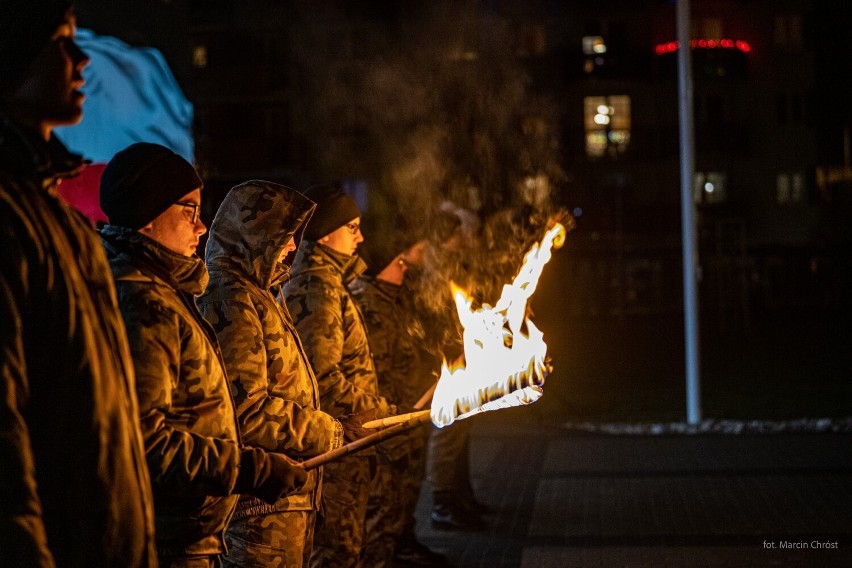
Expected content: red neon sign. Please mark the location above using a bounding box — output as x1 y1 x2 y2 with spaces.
655 39 751 55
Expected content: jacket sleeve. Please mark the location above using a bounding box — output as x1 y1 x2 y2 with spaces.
116 286 240 497
0 231 55 566
287 278 391 418
200 294 338 458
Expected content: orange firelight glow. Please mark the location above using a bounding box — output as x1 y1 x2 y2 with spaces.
430 222 566 428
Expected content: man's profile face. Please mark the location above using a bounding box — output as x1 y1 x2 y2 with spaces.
5 10 89 136
139 188 207 257
277 238 298 263
322 216 364 257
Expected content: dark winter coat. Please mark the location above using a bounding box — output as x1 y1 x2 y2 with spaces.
199 180 340 518
101 225 243 558
0 115 157 567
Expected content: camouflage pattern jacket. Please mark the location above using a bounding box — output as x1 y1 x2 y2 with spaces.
283 241 393 421
350 275 433 461
199 180 340 517
101 226 242 557
0 116 157 568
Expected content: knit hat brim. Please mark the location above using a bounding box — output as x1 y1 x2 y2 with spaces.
302 184 361 241
100 142 203 230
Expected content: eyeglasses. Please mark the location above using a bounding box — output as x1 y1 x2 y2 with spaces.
344 222 361 235
175 201 200 224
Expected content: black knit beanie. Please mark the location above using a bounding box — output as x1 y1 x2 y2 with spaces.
0 0 73 94
100 142 203 230
302 184 361 241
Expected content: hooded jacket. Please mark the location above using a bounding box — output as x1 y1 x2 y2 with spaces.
0 115 157 567
198 180 340 517
283 240 393 419
101 225 242 557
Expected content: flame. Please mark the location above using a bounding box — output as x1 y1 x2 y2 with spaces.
431 222 566 427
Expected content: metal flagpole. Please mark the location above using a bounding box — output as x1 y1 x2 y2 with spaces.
677 0 702 424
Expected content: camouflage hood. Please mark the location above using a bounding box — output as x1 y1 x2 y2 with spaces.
205 180 315 290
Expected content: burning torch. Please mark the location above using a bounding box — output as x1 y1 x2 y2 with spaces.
300 220 567 470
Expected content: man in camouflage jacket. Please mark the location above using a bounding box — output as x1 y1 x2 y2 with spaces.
283 184 395 568
99 143 306 566
0 3 156 565
198 180 344 567
351 239 447 567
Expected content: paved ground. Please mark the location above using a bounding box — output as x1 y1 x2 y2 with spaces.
413 413 852 567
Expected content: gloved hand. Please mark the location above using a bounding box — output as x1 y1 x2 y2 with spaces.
235 447 308 504
339 407 379 443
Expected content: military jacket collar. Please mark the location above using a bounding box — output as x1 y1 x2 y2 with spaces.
293 240 367 285
101 225 209 295
0 112 85 190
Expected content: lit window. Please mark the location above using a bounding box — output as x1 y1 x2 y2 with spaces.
695 18 723 39
694 171 727 204
582 36 608 74
777 172 805 203
582 36 607 55
192 45 208 69
776 173 790 203
791 173 804 201
584 96 630 158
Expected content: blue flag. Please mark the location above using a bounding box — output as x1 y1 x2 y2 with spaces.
55 28 193 163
